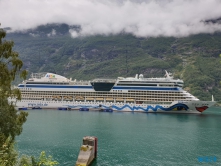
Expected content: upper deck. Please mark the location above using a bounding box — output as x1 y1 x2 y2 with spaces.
20 71 183 89
116 71 184 87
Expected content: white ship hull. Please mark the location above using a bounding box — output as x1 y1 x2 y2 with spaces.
14 99 216 113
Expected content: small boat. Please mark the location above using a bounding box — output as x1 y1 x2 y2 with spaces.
18 107 28 110
100 108 113 112
32 106 42 109
79 107 89 111
58 107 67 110
76 136 98 166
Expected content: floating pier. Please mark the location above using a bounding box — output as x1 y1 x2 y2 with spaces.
76 136 97 166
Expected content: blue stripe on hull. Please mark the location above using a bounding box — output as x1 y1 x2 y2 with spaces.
63 103 189 112
111 103 188 112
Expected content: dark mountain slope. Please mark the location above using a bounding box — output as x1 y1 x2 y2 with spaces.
5 24 221 102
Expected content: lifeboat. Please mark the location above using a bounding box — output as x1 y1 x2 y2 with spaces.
52 96 57 100
57 96 62 101
86 97 94 101
126 98 134 102
95 98 104 101
64 96 73 101
116 98 124 101
106 98 114 101
75 96 85 101
67 96 73 100
52 96 61 100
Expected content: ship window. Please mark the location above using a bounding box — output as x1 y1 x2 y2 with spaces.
88 141 94 146
83 139 88 145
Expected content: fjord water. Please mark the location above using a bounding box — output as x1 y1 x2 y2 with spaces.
16 108 221 166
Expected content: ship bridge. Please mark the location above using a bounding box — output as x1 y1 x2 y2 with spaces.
91 78 116 91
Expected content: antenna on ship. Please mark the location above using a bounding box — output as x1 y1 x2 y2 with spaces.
53 67 57 74
165 70 170 78
125 45 128 76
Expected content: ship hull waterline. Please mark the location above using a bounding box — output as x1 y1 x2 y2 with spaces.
13 100 216 114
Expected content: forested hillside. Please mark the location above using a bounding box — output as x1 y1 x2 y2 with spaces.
5 24 221 103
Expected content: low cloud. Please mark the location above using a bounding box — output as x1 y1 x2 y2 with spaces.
1 0 221 37
47 29 56 37
29 33 39 37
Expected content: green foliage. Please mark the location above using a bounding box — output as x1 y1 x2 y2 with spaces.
0 29 27 99
0 26 57 166
18 151 58 166
37 151 58 166
0 26 29 166
0 137 17 166
0 26 58 166
141 37 176 57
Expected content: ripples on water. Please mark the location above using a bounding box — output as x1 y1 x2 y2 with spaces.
16 107 221 166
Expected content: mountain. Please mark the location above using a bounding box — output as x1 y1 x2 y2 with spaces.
5 24 221 103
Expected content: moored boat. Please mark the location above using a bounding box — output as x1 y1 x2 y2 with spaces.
32 106 42 109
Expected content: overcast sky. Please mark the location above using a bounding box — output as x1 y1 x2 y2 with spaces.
0 0 221 37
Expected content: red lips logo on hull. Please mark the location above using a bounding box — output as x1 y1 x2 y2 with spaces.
196 106 208 112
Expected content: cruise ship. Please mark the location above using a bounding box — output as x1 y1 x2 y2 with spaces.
11 71 216 113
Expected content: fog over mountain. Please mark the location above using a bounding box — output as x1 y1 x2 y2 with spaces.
1 0 221 37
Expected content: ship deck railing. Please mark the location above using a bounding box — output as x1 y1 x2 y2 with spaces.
30 72 47 79
91 78 116 83
69 81 90 85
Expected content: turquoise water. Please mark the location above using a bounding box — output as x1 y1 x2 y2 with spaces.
16 107 221 166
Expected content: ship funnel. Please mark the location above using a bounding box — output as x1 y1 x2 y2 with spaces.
212 95 214 102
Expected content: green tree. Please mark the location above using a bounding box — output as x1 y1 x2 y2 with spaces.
19 151 59 166
0 26 58 166
0 25 29 165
